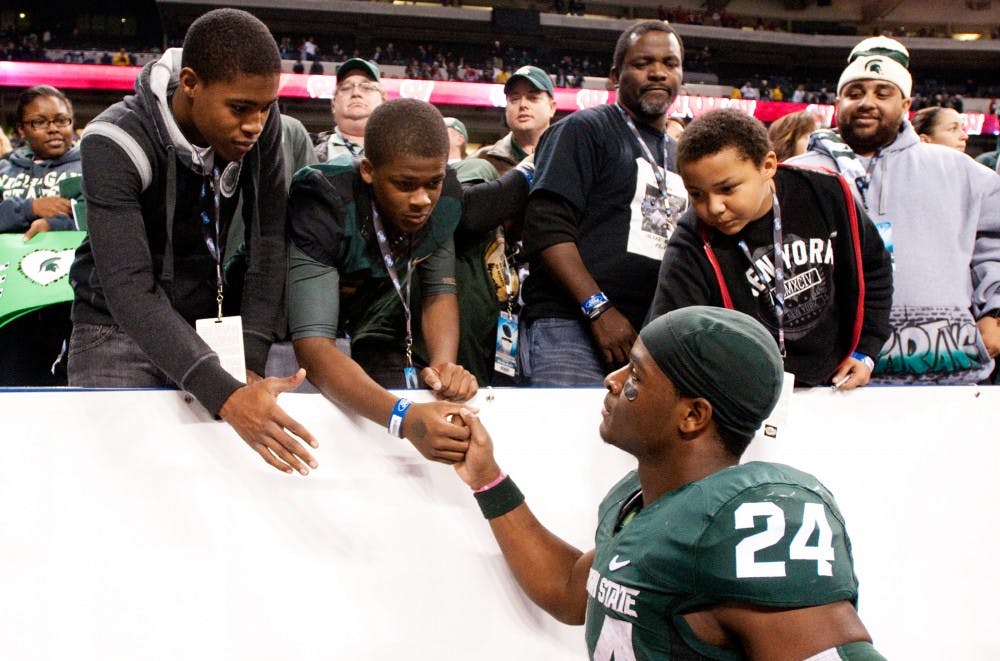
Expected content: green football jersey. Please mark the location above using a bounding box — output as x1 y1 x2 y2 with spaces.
584 462 861 660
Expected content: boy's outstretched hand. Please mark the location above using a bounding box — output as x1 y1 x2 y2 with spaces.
219 368 319 475
400 400 473 464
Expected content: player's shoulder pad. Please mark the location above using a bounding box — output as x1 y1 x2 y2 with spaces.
689 462 859 609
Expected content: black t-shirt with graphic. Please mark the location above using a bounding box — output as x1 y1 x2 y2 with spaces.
521 104 686 330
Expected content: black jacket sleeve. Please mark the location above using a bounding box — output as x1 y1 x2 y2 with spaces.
459 166 530 234
647 212 719 325
79 127 242 414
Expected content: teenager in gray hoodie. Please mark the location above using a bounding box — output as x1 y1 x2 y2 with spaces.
67 9 318 474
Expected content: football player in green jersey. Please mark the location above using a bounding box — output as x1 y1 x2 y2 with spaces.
454 306 885 660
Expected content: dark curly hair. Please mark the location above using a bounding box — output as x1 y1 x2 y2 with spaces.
16 85 73 124
678 109 771 169
364 99 449 168
181 8 280 84
611 20 684 74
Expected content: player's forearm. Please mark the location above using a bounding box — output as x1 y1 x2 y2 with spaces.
487 503 590 625
422 293 460 365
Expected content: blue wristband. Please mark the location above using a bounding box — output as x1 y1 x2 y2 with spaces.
388 398 412 438
851 352 875 371
581 292 610 317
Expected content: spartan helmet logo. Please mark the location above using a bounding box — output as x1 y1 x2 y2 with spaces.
864 58 884 74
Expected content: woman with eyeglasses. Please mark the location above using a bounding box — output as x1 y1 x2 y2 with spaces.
0 85 82 239
0 85 80 387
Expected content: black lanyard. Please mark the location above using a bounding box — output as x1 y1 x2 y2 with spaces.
337 129 363 157
198 166 224 320
615 103 673 218
738 190 786 357
370 207 419 387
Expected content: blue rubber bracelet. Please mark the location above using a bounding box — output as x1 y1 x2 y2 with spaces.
851 352 875 371
388 398 412 438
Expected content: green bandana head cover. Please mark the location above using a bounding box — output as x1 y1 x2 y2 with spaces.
640 307 783 439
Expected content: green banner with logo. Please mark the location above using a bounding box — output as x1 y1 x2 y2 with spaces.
0 231 85 328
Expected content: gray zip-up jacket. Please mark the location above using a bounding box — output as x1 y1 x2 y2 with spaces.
69 48 287 413
789 121 1000 383
0 145 82 233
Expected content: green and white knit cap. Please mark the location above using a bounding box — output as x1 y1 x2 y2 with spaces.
838 36 912 98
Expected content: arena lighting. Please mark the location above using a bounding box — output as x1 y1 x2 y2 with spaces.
1 61 996 135
952 33 983 41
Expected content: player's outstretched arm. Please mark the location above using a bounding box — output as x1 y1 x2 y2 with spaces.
454 409 593 625
218 368 319 475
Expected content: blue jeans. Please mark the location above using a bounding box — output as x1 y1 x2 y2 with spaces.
67 323 174 388
521 317 606 387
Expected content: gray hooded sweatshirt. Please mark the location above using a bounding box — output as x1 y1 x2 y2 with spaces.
69 48 287 413
789 121 1000 384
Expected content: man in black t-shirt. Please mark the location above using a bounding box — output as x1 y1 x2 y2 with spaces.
520 20 688 386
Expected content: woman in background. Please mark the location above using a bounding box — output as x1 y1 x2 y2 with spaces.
0 85 82 239
911 106 968 153
0 85 81 386
767 110 818 162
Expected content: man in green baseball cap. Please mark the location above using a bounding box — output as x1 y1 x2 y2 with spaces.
443 117 469 163
452 306 886 661
451 65 558 386
473 65 557 170
314 58 385 162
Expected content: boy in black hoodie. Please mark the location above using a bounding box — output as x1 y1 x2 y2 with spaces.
68 9 317 474
648 109 892 389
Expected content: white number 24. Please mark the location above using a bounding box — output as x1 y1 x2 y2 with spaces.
734 502 835 578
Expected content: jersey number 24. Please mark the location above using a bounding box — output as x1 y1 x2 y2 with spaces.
734 501 835 578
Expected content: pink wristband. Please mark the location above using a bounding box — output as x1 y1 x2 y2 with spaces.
473 471 507 494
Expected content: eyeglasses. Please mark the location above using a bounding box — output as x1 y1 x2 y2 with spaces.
336 81 381 95
23 116 73 130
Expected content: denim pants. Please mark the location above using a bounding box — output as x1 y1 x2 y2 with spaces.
520 317 606 387
67 323 175 388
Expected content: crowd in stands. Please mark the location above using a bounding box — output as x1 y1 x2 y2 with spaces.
729 76 996 111
656 5 784 31
5 24 997 107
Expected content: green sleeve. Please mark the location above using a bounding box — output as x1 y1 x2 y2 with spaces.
691 482 858 609
829 641 887 660
288 243 340 341
418 235 457 297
